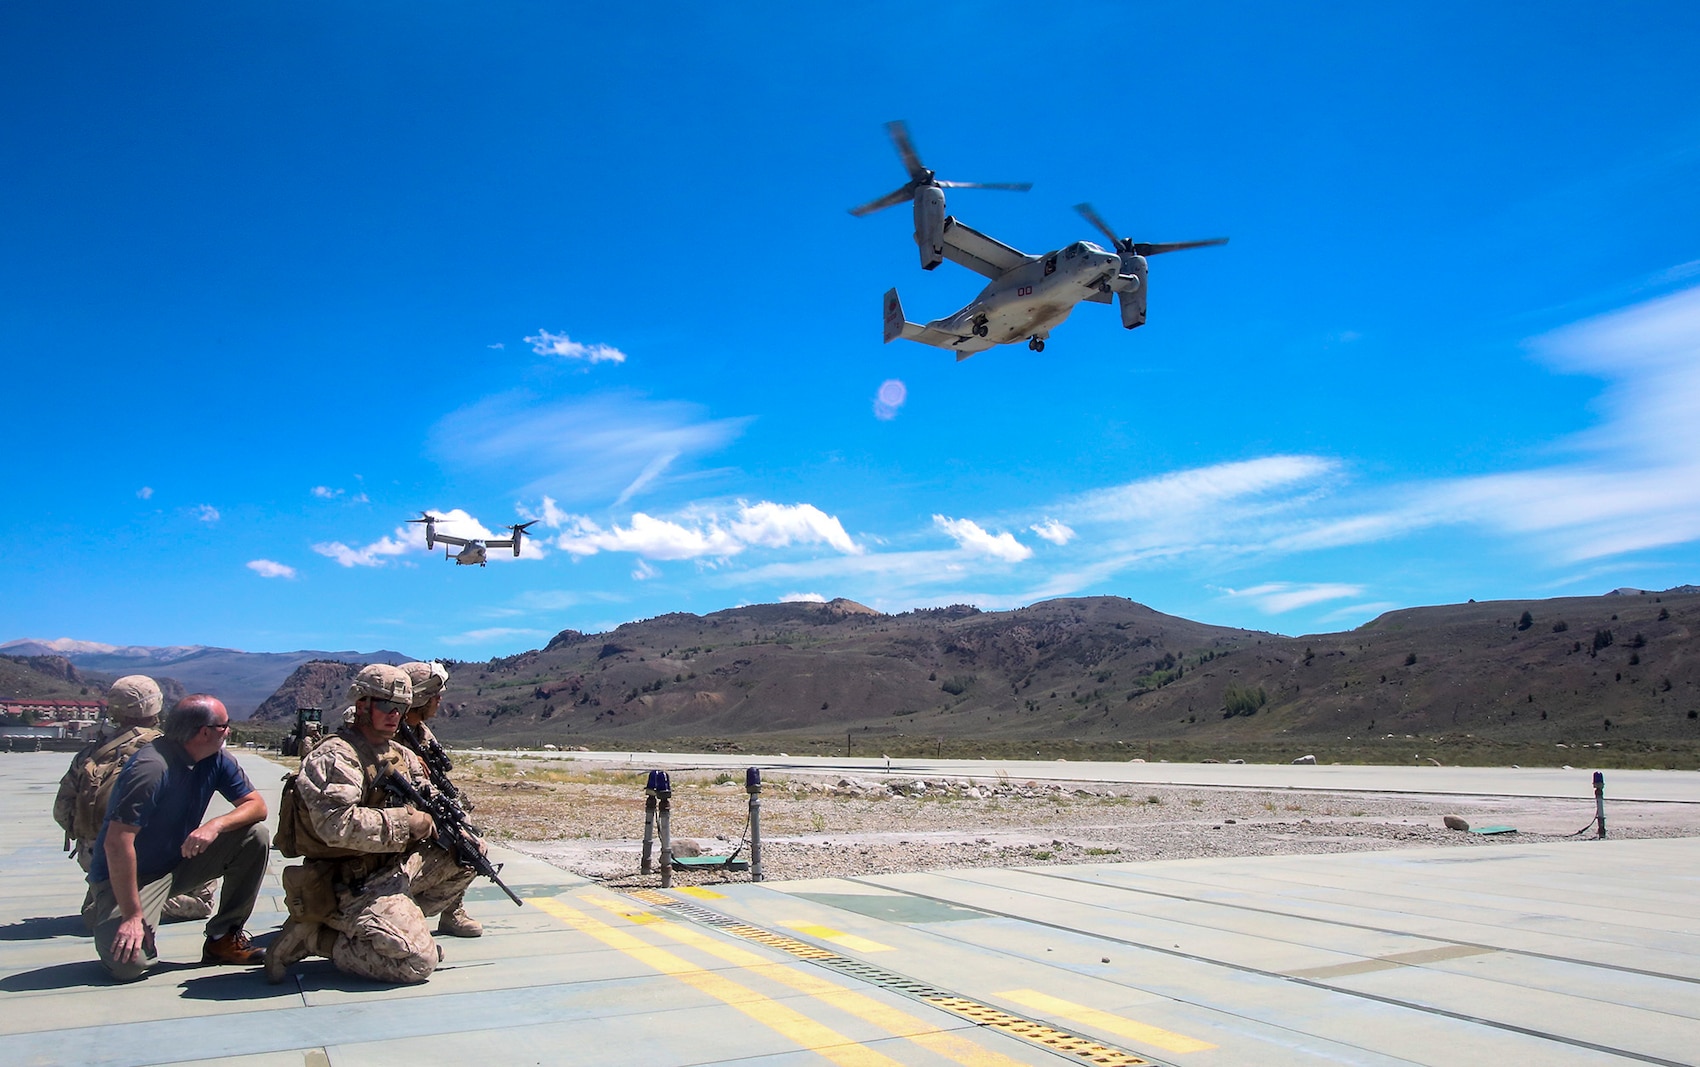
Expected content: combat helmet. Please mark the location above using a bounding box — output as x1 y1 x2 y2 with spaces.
107 675 164 725
346 663 412 708
400 661 449 709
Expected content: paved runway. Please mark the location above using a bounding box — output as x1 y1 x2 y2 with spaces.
3 750 1697 1066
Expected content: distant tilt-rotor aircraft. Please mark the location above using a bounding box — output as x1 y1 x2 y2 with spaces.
852 121 1227 359
408 513 536 566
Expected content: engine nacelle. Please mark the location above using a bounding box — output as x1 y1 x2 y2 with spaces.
1118 254 1149 329
912 186 946 270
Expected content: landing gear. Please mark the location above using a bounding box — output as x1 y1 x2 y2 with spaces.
973 323 989 338
1028 336 1045 352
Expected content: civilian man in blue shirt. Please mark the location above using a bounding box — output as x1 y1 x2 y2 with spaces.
88 694 271 980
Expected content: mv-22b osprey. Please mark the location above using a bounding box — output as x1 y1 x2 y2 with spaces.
408 513 537 566
851 121 1226 359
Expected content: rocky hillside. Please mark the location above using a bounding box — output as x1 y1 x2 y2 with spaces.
249 661 369 722
0 655 186 709
0 642 413 718
365 590 1700 750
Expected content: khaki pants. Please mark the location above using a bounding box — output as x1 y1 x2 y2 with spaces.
88 823 271 981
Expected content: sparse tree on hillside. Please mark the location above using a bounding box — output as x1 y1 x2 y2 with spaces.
1517 611 1533 631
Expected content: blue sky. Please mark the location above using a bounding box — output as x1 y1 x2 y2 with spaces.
5 3 1700 660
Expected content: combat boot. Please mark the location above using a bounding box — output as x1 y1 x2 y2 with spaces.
436 904 482 938
265 920 331 984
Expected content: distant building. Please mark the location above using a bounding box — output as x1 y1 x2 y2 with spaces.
0 699 107 721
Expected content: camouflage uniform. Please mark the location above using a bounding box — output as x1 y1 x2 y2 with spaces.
293 727 475 983
397 660 481 939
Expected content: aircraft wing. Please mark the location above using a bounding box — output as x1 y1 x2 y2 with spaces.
433 533 472 547
485 538 514 549
941 217 1029 279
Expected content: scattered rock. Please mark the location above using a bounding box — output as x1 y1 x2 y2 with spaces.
1292 754 1317 765
1443 815 1470 831
671 838 704 857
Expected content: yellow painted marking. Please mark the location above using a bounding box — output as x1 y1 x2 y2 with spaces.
781 921 894 953
997 989 1216 1054
677 886 726 900
528 897 902 1067
581 897 1031 1067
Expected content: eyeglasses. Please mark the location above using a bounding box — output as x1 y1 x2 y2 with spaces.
204 721 232 733
368 698 409 716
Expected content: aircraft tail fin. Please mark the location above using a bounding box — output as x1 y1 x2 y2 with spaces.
882 288 906 344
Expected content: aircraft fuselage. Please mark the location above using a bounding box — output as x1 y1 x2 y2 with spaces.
930 240 1122 353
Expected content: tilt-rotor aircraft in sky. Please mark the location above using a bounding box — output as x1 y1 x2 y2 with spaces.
408 513 537 567
852 121 1227 359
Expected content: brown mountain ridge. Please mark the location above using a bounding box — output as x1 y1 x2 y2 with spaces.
245 591 1700 754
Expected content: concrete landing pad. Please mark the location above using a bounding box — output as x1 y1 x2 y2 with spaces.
3 751 1696 1066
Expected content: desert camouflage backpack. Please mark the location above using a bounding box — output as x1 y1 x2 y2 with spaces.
64 726 160 842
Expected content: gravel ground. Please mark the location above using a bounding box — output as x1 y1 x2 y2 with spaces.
456 761 1700 888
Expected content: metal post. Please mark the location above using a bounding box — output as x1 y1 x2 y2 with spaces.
746 767 763 882
640 771 659 874
1594 771 1606 839
655 770 673 888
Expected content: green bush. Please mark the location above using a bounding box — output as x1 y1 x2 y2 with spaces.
1222 683 1268 718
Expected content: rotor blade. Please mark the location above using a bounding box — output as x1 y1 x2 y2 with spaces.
1134 237 1230 256
885 120 926 180
1073 203 1122 247
848 183 917 217
936 180 1032 192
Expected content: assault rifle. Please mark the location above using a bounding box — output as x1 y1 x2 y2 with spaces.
380 770 524 906
395 720 461 804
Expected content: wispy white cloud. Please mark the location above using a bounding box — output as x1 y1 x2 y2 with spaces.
136 486 153 500
195 504 220 523
932 516 1033 562
524 330 627 364
1218 582 1364 614
311 486 341 499
246 559 297 579
432 391 750 505
632 559 660 581
438 626 550 646
614 450 678 507
780 592 826 603
313 536 412 568
487 342 505 350
1029 519 1075 546
1318 601 1399 623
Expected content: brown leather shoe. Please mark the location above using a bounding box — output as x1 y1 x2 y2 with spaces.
202 929 264 965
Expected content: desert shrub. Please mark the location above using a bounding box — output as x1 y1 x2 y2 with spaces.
1222 683 1268 718
1405 652 1418 666
1593 629 1614 652
1552 620 1569 633
940 674 974 696
1518 611 1533 631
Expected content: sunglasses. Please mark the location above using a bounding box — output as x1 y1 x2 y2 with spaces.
368 698 410 716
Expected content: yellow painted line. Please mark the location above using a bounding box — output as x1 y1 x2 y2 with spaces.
581 897 1031 1067
781 921 894 953
527 897 902 1067
677 886 725 900
997 988 1216 1054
